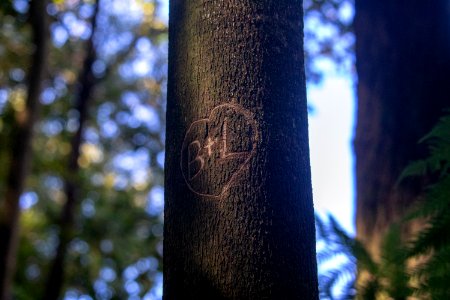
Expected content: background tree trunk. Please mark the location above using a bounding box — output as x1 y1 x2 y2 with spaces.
42 2 99 299
0 1 48 299
164 1 318 299
354 0 450 257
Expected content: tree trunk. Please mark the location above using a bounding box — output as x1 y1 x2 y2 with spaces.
0 1 48 299
164 1 318 299
42 2 99 299
354 0 450 257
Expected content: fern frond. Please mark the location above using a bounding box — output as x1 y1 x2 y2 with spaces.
419 113 450 143
327 216 378 275
398 160 429 183
356 277 379 300
337 277 356 300
319 260 356 300
407 212 450 257
319 269 342 299
405 175 450 220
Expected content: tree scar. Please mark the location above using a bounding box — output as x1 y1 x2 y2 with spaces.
180 103 259 198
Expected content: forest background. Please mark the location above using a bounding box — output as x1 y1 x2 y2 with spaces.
0 0 448 299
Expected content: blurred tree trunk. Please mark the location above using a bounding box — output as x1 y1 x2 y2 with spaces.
354 0 450 258
0 1 49 299
164 1 318 299
42 2 99 300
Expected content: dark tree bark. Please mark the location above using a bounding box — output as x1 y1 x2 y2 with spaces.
0 1 49 299
354 0 450 257
42 2 99 299
164 1 318 299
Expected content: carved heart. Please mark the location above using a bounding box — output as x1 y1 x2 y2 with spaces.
180 103 258 198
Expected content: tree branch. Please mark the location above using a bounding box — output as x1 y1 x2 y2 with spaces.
0 1 49 299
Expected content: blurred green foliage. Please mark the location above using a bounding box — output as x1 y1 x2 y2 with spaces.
0 0 354 299
317 111 450 300
1 0 167 298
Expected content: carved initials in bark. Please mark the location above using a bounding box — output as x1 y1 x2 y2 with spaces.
181 103 258 198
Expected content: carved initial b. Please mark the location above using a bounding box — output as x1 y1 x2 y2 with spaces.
180 103 259 198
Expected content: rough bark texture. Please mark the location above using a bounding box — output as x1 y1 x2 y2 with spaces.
0 1 48 299
354 0 450 257
42 2 99 299
164 1 318 299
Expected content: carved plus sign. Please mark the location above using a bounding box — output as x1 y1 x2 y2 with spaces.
204 137 217 157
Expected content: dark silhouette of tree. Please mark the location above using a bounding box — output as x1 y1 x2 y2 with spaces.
354 0 450 257
42 2 100 299
0 1 49 299
164 1 318 298
0 1 168 298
